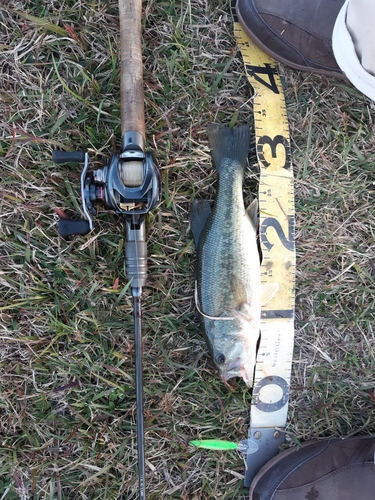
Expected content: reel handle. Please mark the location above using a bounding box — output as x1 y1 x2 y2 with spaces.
52 151 86 164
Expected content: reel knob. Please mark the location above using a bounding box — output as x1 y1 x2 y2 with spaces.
52 151 86 164
58 219 91 237
53 150 93 237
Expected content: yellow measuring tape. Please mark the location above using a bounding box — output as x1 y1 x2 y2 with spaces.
232 7 296 486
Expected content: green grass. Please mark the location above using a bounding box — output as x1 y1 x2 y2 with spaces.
1 0 375 498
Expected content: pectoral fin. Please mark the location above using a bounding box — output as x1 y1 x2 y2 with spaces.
230 276 257 327
230 275 248 306
232 303 256 328
261 283 279 305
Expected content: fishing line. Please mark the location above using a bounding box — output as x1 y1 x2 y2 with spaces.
194 281 234 321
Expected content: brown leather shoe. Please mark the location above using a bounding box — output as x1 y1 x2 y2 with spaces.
235 0 345 77
249 435 375 500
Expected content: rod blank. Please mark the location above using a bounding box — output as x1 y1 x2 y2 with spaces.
133 287 146 499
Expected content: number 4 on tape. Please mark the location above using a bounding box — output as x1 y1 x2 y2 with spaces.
246 63 280 94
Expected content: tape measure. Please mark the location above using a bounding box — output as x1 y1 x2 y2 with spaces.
232 8 296 487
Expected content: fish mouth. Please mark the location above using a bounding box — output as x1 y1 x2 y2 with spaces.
222 358 254 387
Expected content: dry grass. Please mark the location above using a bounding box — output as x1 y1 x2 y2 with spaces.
1 0 375 498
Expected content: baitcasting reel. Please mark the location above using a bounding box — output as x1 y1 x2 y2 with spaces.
53 134 161 238
53 133 161 289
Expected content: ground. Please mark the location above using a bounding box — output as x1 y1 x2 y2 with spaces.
1 0 375 498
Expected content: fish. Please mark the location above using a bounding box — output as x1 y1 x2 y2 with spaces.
190 124 278 387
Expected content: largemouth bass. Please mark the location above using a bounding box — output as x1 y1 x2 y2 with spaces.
191 124 278 387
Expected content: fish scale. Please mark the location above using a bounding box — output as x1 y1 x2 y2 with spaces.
201 192 256 307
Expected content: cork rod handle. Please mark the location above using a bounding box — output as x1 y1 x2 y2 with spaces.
119 0 145 141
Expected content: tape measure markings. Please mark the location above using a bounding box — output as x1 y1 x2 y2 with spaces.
232 6 296 472
232 29 295 397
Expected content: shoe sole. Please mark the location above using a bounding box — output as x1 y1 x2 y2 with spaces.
249 435 375 498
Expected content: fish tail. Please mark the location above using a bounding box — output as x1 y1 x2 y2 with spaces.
207 124 250 174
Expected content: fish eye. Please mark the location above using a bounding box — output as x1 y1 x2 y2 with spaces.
215 353 226 365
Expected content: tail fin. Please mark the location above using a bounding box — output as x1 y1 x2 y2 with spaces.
207 124 250 174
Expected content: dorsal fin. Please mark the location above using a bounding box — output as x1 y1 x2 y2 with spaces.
190 199 212 248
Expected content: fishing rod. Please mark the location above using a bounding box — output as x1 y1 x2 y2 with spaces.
52 0 161 497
